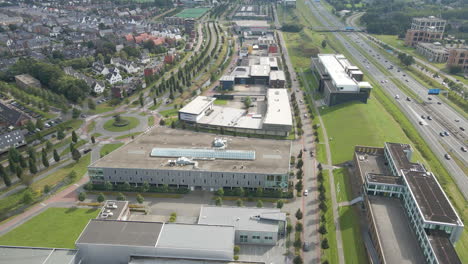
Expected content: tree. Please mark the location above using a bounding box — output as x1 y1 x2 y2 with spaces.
91 136 96 144
97 193 105 203
216 187 224 196
26 120 36 133
256 187 263 197
136 194 144 204
142 182 150 192
22 189 34 204
2 173 11 187
72 108 81 119
115 114 122 123
53 149 60 162
78 192 86 201
321 238 329 249
116 192 126 201
72 130 78 143
319 225 327 234
104 181 113 191
159 119 166 126
256 199 263 208
293 236 302 249
293 256 303 264
72 148 81 162
42 148 49 168
43 184 51 194
35 119 44 130
276 199 284 209
296 159 303 168
321 40 327 48
18 154 27 168
139 93 144 107
234 187 245 197
27 146 36 163
123 181 131 191
295 209 303 220
295 180 303 193
87 98 96 110
57 129 65 140
16 165 23 179
236 198 243 207
68 171 77 182
46 140 53 151
286 222 293 235
244 96 252 109
215 196 222 206
29 158 38 174
295 222 303 232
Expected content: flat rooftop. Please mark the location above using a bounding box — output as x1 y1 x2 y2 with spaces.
317 54 358 89
0 246 77 264
76 220 163 247
90 127 291 174
369 196 426 264
198 206 285 232
156 223 234 261
197 105 263 129
234 20 269 28
179 96 215 115
427 230 462 264
263 89 292 127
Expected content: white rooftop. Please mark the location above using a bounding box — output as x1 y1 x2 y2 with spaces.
250 65 270 77
156 224 234 261
270 71 285 81
197 106 262 129
318 54 359 91
263 89 292 127
198 206 286 232
179 96 215 115
234 20 269 28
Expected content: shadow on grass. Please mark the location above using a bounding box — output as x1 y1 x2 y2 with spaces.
86 208 99 214
65 207 78 214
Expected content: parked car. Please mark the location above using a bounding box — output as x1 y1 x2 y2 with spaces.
303 242 312 252
303 190 309 196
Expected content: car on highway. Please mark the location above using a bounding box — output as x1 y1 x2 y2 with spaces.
406 97 411 102
455 119 460 122
460 127 465 131
439 132 444 137
437 102 442 105
303 190 309 196
304 114 308 118
444 131 449 136
427 97 432 100
444 154 451 160
405 79 409 82
310 150 314 157
419 121 424 125
403 74 406 77
421 115 425 119
461 147 467 152
427 116 432 120
394 94 399 99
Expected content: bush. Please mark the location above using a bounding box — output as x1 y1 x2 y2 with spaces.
169 212 177 222
293 256 303 264
321 238 329 249
97 193 105 202
293 237 302 249
234 245 240 254
78 192 86 201
319 224 327 234
295 222 303 232
116 192 126 201
233 255 239 261
136 194 144 204
295 209 303 220
43 184 51 194
256 200 263 208
215 196 222 206
276 199 284 209
319 201 328 211
236 198 243 207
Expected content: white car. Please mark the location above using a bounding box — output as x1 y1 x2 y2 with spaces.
303 190 309 196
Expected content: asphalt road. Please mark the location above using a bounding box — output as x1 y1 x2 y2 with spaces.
305 1 468 199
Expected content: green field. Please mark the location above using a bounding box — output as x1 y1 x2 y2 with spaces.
176 8 210 19
0 207 99 248
214 99 228 105
103 116 140 132
321 170 338 264
334 168 368 264
159 108 179 117
100 143 124 157
319 99 413 165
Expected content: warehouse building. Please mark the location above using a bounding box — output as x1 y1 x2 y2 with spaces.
76 220 235 264
233 20 270 34
178 89 292 136
311 54 372 106
88 127 291 191
354 143 464 264
198 206 286 246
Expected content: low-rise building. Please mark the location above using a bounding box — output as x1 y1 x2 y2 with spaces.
354 143 464 264
14 74 41 90
0 101 31 127
234 20 270 34
198 206 286 245
416 42 449 63
311 54 372 106
0 129 26 154
88 127 291 191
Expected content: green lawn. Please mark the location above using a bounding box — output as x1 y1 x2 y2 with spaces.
100 143 124 157
0 207 99 248
103 116 140 132
159 108 179 117
148 116 155 127
114 132 142 140
214 99 228 105
88 103 115 115
319 99 412 164
321 170 339 264
176 8 209 18
339 206 368 264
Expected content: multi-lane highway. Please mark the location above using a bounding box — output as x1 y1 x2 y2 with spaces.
305 0 468 199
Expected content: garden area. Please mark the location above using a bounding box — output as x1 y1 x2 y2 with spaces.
0 207 99 248
103 115 140 132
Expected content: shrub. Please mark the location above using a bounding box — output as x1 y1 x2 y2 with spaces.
256 200 263 208
295 222 303 232
136 194 144 204
236 198 243 207
78 192 86 201
215 196 222 206
97 193 105 202
276 199 284 209
321 238 329 249
234 245 240 254
319 224 327 234
116 192 126 201
295 209 303 220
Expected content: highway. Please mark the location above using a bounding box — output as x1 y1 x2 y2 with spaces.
304 0 468 199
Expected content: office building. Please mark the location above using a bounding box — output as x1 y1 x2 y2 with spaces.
233 20 270 34
0 129 26 154
354 143 464 264
446 47 468 72
416 42 449 63
405 17 446 47
14 74 41 89
88 127 291 191
311 54 372 106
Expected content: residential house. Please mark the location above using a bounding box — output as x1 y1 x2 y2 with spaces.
0 101 31 127
106 70 122 85
92 61 109 75
0 129 26 154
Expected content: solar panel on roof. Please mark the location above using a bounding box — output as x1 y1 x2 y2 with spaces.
150 148 255 160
